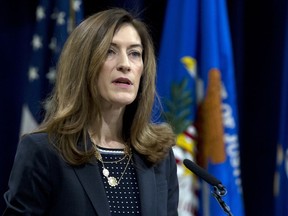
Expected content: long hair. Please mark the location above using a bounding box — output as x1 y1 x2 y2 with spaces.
38 8 175 165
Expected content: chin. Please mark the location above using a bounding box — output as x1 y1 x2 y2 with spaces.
117 100 135 106
114 97 136 106
114 93 136 103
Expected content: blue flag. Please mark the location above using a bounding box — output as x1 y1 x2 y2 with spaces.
156 0 199 215
196 1 244 216
156 0 244 215
20 0 83 134
274 2 288 215
156 1 198 120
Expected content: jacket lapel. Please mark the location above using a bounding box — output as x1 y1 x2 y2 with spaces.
133 152 157 216
73 159 111 216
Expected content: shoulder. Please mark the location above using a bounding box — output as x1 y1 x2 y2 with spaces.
10 132 62 189
16 132 58 163
4 133 60 214
153 148 177 176
19 132 53 149
20 132 50 145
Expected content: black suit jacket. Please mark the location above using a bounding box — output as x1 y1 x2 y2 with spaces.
3 133 179 215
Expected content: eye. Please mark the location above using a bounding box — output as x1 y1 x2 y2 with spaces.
129 50 142 59
107 48 116 56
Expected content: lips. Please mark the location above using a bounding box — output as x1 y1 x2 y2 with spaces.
112 77 133 85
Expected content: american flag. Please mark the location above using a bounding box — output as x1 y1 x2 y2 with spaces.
20 0 83 135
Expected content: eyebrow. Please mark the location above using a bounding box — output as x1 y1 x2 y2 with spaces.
110 42 143 50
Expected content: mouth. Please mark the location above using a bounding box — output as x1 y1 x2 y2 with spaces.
112 77 133 85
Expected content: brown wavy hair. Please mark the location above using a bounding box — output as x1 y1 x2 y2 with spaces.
38 8 175 166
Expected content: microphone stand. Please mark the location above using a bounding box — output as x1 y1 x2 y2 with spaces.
211 184 234 216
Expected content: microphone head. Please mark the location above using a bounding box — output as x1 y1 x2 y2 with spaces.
183 159 221 186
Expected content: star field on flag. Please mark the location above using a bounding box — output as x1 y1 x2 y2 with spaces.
20 0 83 135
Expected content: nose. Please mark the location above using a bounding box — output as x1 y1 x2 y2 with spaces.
116 52 131 73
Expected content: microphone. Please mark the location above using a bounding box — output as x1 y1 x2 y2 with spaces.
183 159 221 186
183 159 233 216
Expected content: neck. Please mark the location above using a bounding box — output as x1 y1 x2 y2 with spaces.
89 106 126 149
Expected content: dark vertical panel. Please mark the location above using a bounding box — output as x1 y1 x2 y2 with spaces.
228 0 284 215
0 0 37 212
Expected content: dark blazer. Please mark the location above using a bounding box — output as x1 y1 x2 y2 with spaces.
3 133 179 216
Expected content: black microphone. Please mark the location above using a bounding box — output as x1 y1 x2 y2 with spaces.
183 159 221 186
183 159 227 196
183 159 233 216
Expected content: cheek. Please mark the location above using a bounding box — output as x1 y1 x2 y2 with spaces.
97 73 104 89
136 62 144 77
97 69 109 97
98 63 111 87
135 67 143 88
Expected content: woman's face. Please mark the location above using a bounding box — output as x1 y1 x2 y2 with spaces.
97 24 144 109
